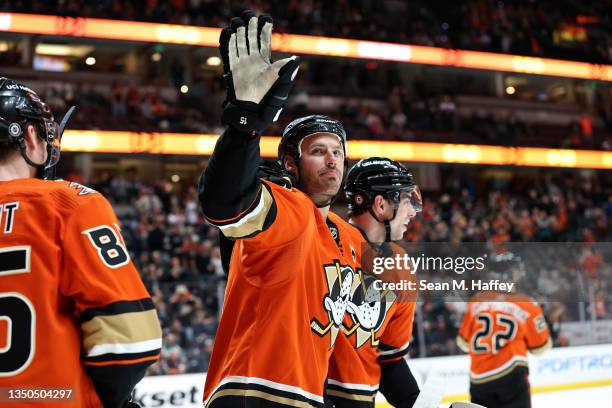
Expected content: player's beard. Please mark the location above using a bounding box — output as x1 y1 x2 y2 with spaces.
300 168 342 206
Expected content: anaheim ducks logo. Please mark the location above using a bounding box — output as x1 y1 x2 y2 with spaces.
68 182 98 196
344 270 396 348
310 260 356 348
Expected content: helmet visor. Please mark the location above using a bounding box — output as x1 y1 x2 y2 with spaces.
43 119 61 169
399 185 422 213
42 106 74 170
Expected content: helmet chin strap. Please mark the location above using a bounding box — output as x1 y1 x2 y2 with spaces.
14 106 75 180
16 138 48 175
383 219 392 242
316 199 332 208
368 205 397 242
368 206 398 242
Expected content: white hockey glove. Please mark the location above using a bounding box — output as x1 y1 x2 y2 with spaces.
219 10 300 136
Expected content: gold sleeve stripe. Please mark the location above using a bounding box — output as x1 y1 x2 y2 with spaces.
219 185 274 238
529 337 553 355
84 354 159 367
82 308 162 354
326 389 375 402
470 360 529 384
208 389 316 408
456 335 470 352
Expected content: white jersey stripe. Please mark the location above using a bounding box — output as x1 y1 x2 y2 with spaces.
378 339 410 356
327 379 379 392
218 191 266 230
470 355 528 380
87 338 162 357
207 375 324 404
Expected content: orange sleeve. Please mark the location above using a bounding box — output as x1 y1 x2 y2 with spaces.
378 302 415 362
457 306 472 352
233 184 321 287
60 193 161 365
51 189 162 407
523 303 552 354
208 181 305 245
244 181 312 247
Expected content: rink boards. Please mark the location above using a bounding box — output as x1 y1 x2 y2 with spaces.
131 344 612 407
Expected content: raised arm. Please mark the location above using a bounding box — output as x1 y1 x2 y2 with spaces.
198 11 299 237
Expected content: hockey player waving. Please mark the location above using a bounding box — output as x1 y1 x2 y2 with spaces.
198 11 363 408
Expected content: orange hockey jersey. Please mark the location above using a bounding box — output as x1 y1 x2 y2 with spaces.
0 178 161 407
202 180 363 407
457 292 551 384
327 241 416 405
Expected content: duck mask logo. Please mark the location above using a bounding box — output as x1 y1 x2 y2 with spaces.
310 261 357 348
344 271 397 348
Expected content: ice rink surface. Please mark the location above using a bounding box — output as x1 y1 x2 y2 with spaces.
436 386 612 407
533 386 612 408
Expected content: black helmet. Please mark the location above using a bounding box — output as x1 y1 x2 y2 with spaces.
345 157 422 216
0 77 74 179
279 114 347 164
345 157 421 242
490 252 523 281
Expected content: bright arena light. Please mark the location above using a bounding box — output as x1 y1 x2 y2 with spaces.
85 56 96 65
206 56 221 66
180 85 189 94
506 86 516 94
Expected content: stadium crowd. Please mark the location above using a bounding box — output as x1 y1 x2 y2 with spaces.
34 78 612 150
86 166 612 373
3 0 610 64
3 0 611 149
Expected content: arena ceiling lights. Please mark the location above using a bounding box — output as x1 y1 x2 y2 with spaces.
60 130 612 170
1 13 611 81
35 43 94 57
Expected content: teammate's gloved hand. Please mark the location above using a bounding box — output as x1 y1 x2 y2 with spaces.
258 159 294 189
219 10 300 136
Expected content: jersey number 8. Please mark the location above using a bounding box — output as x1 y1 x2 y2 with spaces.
82 225 129 268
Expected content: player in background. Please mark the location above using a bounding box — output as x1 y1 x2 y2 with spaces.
198 11 363 408
326 158 422 408
0 78 162 407
457 253 552 408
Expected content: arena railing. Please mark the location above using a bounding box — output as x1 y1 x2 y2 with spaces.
61 130 612 169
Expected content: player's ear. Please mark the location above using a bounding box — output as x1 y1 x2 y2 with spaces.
283 156 298 178
23 124 38 150
372 194 386 217
23 124 45 162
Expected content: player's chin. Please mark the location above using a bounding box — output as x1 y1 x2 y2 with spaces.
392 225 408 240
320 178 341 193
320 174 340 184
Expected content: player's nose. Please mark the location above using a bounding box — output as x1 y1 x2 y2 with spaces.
324 152 337 167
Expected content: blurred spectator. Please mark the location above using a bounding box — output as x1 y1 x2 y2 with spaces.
3 0 609 63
